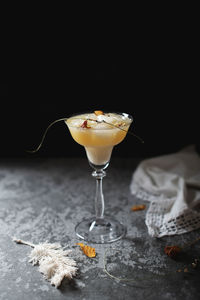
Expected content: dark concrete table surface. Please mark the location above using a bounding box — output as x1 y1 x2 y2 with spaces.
0 157 200 300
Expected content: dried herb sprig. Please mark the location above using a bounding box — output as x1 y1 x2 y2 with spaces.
13 238 78 288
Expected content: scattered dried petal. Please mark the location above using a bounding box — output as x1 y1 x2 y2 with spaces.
131 204 146 211
81 120 91 128
164 245 182 258
94 110 104 116
76 243 96 258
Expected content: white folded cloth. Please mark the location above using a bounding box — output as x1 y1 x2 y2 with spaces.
130 145 200 237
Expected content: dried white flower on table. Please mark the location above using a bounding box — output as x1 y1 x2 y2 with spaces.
13 238 78 288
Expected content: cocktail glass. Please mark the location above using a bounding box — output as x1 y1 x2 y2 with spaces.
66 111 133 243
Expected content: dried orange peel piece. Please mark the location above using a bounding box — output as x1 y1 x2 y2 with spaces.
94 110 104 116
76 243 96 258
131 204 146 211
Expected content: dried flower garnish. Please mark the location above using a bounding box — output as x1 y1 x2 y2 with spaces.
80 120 91 128
76 243 96 258
131 204 146 211
94 110 104 116
164 237 200 260
164 245 182 258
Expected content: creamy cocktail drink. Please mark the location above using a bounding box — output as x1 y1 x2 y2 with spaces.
65 111 132 167
65 111 133 243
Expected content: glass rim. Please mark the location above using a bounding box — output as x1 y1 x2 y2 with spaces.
65 111 133 130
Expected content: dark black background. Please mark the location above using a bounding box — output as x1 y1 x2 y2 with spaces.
1 14 199 159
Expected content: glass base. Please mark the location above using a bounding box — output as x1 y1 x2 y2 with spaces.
75 216 126 243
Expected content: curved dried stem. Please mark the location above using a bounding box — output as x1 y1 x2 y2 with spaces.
27 115 144 154
13 237 35 248
27 118 67 153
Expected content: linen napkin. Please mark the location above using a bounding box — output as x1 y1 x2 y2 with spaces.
130 145 200 237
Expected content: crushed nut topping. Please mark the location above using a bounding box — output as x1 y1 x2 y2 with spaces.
117 122 126 127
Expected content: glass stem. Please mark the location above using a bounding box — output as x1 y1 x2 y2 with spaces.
92 170 106 219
